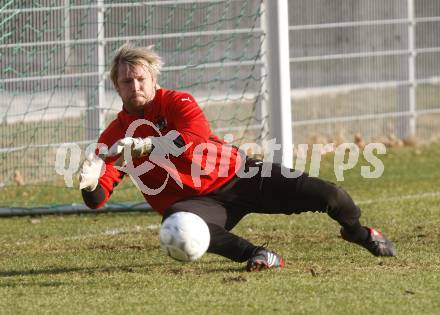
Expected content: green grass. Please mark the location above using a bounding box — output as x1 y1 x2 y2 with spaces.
1 144 440 314
0 179 144 208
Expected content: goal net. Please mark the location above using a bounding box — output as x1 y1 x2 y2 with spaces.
0 0 266 212
2 0 440 213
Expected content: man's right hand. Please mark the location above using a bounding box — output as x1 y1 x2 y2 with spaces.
79 152 105 191
107 137 153 159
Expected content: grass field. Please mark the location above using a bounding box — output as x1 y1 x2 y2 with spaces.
1 144 440 314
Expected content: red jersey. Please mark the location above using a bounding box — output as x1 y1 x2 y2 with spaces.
96 88 243 214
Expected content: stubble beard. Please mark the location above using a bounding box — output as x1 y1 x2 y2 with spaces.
124 86 157 115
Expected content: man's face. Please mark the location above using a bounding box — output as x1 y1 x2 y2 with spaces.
115 62 157 115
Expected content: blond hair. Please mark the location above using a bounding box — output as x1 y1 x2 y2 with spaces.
110 44 163 87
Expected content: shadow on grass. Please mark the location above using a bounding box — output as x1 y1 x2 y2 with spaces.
0 262 246 280
0 263 159 278
0 281 67 288
164 266 245 275
204 266 246 273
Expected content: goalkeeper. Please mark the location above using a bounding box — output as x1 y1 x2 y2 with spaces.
80 44 396 272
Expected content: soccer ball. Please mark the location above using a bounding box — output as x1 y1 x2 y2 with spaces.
159 212 210 262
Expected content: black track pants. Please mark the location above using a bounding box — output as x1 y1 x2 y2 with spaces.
163 159 363 262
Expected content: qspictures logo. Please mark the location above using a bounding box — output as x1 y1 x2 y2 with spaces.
55 119 386 195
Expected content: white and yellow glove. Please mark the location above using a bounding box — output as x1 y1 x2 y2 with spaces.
107 137 153 159
79 152 105 191
106 131 187 160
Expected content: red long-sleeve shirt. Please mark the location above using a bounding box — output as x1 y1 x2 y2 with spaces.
94 88 242 214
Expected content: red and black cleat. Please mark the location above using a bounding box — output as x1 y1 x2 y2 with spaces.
246 247 285 272
341 226 396 257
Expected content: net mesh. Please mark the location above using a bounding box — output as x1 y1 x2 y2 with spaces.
1 0 440 211
0 0 265 209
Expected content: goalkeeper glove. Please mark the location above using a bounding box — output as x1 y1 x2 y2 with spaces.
79 152 105 191
107 137 153 159
106 132 188 162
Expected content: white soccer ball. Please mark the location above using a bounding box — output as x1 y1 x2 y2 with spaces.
159 212 210 262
